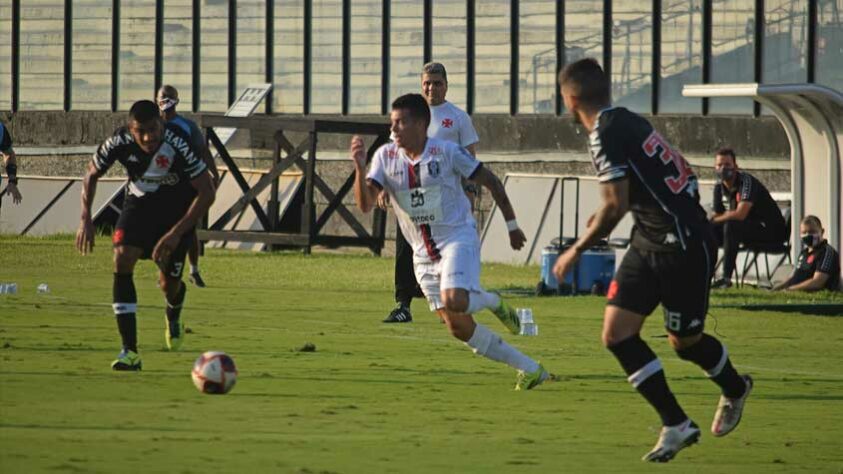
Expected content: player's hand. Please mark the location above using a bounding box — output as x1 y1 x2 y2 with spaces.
6 183 22 204
152 231 180 271
76 218 95 255
509 228 527 250
349 135 367 169
376 190 391 210
553 246 581 282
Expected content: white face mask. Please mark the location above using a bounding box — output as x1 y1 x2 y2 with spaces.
158 97 179 112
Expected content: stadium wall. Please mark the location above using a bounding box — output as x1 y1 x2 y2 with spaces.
3 111 791 247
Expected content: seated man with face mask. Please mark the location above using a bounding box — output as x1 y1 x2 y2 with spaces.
709 148 788 288
773 215 841 292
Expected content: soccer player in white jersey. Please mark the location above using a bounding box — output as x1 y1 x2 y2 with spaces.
382 62 482 324
351 93 550 390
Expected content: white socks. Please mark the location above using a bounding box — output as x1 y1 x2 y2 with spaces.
190 263 199 274
466 324 539 373
466 290 501 315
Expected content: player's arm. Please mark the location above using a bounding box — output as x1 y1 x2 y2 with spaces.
76 161 105 254
785 271 830 292
152 173 215 266
199 143 219 185
471 165 526 250
710 201 752 223
575 179 630 253
350 135 380 213
553 179 629 282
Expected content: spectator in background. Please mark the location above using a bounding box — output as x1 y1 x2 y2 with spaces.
0 121 23 204
773 215 840 292
709 148 787 288
157 85 219 288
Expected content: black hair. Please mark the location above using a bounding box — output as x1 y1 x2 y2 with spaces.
129 100 160 123
558 58 610 106
391 93 431 128
715 147 737 163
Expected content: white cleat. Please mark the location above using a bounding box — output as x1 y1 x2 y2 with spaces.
641 419 701 463
711 374 753 437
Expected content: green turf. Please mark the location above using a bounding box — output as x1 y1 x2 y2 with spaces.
1 235 842 473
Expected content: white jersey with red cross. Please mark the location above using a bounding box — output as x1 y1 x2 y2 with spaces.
367 137 482 263
427 101 479 147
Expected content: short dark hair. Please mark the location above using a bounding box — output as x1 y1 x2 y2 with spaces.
391 93 431 128
129 100 160 123
715 147 737 163
558 58 610 106
802 215 823 229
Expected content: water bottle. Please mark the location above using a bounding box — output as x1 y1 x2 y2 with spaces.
37 283 50 293
517 308 538 336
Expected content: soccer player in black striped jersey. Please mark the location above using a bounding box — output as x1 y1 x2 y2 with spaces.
76 100 215 371
553 59 752 462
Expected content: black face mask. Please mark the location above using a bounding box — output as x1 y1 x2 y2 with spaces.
716 168 735 182
802 233 821 247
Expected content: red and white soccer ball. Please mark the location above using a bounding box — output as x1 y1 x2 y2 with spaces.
191 351 238 394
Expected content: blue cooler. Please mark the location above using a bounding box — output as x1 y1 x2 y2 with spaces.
537 244 616 295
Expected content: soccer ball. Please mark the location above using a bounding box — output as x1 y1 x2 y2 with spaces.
191 351 238 394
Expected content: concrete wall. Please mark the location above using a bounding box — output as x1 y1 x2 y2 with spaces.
1 110 790 158
3 111 791 248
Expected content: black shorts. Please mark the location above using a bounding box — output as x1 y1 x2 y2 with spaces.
607 239 715 337
112 199 193 279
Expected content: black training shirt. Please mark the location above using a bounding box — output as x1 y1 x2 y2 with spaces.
712 171 787 238
788 241 841 291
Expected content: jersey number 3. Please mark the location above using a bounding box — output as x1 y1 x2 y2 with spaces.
642 131 693 194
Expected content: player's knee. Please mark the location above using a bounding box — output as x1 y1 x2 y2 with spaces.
159 275 180 296
444 314 473 341
113 247 136 273
441 290 469 314
602 327 632 348
669 333 702 352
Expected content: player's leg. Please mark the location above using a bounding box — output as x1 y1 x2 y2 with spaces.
665 240 752 437
187 232 206 288
385 223 417 323
439 244 548 390
112 243 143 370
605 248 699 462
444 241 519 334
159 232 193 351
439 290 547 390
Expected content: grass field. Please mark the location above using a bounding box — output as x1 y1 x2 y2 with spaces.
1 235 842 473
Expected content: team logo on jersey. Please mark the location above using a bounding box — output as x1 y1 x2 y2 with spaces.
427 160 440 177
155 155 171 168
127 154 139 163
441 118 454 129
807 254 815 265
429 146 442 156
387 148 397 158
606 280 619 300
410 189 425 208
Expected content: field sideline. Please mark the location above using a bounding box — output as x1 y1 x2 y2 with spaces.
1 235 842 473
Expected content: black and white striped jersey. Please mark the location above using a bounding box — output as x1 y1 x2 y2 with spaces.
92 123 207 211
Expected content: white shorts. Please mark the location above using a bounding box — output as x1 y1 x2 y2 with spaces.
414 241 481 311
